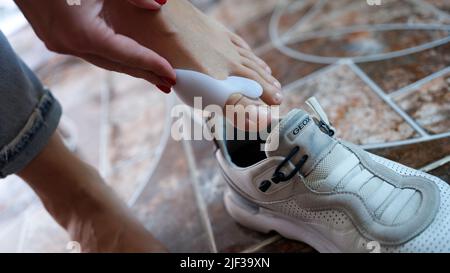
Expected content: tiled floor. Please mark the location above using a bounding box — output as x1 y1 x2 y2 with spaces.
0 0 449 252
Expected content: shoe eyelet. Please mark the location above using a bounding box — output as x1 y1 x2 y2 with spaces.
259 180 272 192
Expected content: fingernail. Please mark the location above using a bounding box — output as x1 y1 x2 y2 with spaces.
273 80 282 89
162 77 177 86
157 85 172 94
266 66 272 73
274 92 283 104
155 0 167 5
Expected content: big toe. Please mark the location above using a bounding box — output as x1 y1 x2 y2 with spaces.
225 94 275 132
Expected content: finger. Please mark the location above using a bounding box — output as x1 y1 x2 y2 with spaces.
127 0 166 10
91 32 176 83
81 54 172 93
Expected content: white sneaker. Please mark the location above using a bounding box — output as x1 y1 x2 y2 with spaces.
215 97 450 253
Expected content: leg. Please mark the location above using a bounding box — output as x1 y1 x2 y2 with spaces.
0 30 164 252
18 132 166 253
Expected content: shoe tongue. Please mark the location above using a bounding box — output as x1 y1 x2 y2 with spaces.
265 109 337 175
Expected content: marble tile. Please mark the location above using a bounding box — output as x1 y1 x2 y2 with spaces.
395 73 450 135
276 0 450 64
369 137 450 169
258 46 326 85
234 0 316 50
273 0 358 39
0 185 40 254
106 72 168 200
359 43 450 93
39 59 105 168
0 176 36 227
107 155 159 202
7 25 56 71
286 29 448 60
280 64 417 145
132 139 211 252
210 0 278 29
191 0 220 12
275 0 317 35
63 93 103 169
0 215 26 253
189 139 272 252
297 0 447 33
108 73 167 166
429 162 450 183
17 205 70 253
424 0 450 14
235 11 273 50
38 58 105 110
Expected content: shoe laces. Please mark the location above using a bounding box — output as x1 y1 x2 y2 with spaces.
306 97 336 137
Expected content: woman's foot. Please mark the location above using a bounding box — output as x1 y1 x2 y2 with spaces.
101 0 282 126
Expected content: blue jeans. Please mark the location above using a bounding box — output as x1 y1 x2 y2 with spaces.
0 31 61 178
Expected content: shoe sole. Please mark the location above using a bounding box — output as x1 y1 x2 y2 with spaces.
224 188 344 253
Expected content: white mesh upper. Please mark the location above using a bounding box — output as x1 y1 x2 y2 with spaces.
271 199 352 229
305 144 424 225
267 153 450 252
370 155 450 253
305 144 348 190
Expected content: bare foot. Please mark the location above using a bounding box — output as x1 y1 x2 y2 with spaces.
101 0 282 114
19 133 166 253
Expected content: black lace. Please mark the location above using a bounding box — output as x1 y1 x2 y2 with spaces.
271 146 308 183
318 120 335 137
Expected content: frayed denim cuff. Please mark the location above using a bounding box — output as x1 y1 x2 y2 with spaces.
0 91 62 178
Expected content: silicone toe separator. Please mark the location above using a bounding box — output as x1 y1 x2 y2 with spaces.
173 69 263 109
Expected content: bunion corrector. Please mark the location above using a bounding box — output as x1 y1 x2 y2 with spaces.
173 69 263 109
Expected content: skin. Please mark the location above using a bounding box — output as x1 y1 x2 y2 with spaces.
18 132 167 253
8 0 283 252
15 0 281 129
101 0 283 107
14 0 176 92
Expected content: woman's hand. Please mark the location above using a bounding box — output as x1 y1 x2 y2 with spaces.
14 0 176 93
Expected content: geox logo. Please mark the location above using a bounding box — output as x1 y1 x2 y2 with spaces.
292 117 311 135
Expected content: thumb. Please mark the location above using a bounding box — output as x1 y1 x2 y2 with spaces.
127 0 167 10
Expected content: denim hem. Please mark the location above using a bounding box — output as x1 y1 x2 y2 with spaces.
0 90 62 178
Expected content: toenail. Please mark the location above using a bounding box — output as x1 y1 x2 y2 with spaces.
155 0 167 5
274 92 283 103
273 80 282 89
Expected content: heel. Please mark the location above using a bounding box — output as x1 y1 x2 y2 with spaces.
224 189 272 234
